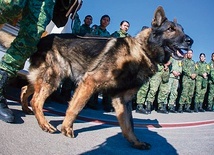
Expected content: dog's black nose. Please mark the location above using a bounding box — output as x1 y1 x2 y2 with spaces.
185 35 194 47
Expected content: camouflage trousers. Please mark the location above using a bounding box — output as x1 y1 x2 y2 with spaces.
146 71 169 104
0 0 55 76
179 76 195 105
195 78 207 104
167 77 179 105
136 80 149 105
208 82 214 109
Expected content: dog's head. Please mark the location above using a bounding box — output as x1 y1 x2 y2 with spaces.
146 6 193 63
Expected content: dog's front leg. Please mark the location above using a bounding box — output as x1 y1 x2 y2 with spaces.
61 77 96 138
112 89 151 150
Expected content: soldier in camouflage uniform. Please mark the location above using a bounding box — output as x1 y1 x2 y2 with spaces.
207 53 214 111
167 56 182 113
135 80 150 114
178 50 197 113
194 53 210 112
72 14 93 36
144 63 170 114
0 0 56 123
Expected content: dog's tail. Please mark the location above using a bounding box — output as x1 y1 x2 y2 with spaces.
0 30 15 49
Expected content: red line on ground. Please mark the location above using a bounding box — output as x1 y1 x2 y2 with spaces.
43 108 214 129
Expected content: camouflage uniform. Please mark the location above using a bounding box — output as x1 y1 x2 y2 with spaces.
178 58 196 112
90 25 110 37
72 14 92 36
195 60 210 111
207 59 214 111
0 0 55 123
136 80 150 114
111 30 130 38
167 57 182 112
0 0 55 76
145 64 170 113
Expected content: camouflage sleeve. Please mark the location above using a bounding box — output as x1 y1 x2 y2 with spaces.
182 60 192 77
209 63 214 83
72 13 81 34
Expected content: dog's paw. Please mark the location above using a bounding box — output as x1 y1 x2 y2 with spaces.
61 126 75 138
40 122 57 133
133 142 151 150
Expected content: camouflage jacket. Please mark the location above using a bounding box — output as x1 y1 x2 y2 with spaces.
111 30 131 38
72 14 92 36
195 61 210 81
182 58 196 78
90 25 110 37
208 60 214 83
169 57 182 79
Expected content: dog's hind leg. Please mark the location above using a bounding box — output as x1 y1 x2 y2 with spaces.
30 83 57 133
20 84 34 114
61 76 96 138
112 89 151 150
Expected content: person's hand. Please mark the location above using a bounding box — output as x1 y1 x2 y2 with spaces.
191 74 197 79
202 73 208 79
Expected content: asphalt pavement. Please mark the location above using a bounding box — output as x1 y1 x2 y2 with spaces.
0 95 214 155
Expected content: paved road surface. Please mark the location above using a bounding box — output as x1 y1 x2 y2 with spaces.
0 97 214 155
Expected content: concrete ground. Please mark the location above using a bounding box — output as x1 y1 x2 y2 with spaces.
0 96 214 155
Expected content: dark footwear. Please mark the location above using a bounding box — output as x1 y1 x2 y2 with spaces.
157 103 168 114
198 103 205 112
206 107 214 112
178 104 183 113
194 102 199 113
198 108 205 112
0 98 15 123
145 101 152 114
184 104 193 113
135 105 148 114
168 104 177 113
184 109 193 113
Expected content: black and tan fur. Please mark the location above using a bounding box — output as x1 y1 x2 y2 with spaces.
19 6 193 150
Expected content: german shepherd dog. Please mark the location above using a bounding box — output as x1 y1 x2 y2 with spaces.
19 6 193 150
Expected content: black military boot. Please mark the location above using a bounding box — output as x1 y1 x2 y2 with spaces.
136 104 148 114
178 104 183 113
168 104 177 113
184 104 193 113
206 105 214 112
0 69 15 123
198 103 205 112
194 102 199 113
157 102 169 114
145 101 152 114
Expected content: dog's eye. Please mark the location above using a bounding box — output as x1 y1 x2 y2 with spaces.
167 27 174 32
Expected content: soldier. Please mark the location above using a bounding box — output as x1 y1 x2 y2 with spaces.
136 80 150 114
72 14 93 36
178 50 197 113
0 0 81 123
144 63 170 114
194 53 210 112
167 56 182 113
111 20 131 38
207 52 214 111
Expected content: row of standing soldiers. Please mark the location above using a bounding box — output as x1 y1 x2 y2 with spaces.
135 50 214 114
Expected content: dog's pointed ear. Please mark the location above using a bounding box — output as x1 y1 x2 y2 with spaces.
173 18 177 24
152 6 167 27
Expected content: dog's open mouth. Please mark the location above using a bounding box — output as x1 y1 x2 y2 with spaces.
165 46 189 60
